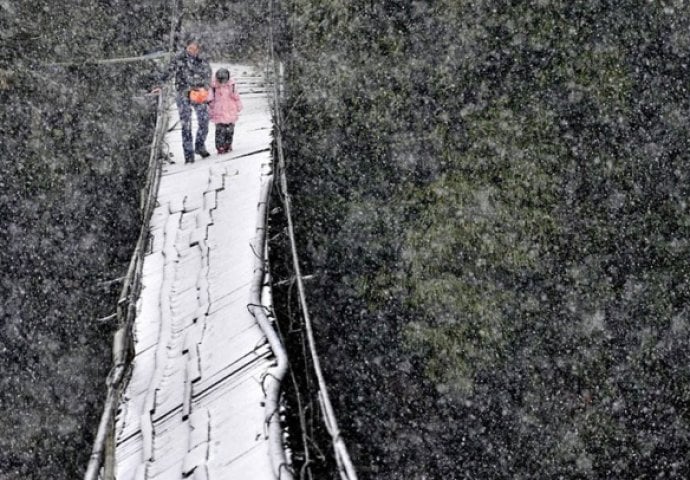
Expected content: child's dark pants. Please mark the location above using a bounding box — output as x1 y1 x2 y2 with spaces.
215 123 235 152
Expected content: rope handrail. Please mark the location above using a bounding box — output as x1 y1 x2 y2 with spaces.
85 2 178 476
44 51 170 68
84 84 170 480
267 2 358 478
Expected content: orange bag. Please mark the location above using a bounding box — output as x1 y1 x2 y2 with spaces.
189 87 209 104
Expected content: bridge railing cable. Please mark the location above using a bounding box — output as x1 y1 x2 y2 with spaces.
84 2 179 479
267 2 359 479
248 178 295 480
84 82 171 480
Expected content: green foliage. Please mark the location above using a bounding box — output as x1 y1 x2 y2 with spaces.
279 1 690 478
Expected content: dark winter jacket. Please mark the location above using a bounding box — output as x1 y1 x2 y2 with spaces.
162 50 212 94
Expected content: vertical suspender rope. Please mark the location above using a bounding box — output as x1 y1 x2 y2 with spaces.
268 2 358 479
167 0 178 53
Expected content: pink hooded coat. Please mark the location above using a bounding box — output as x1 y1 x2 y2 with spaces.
209 77 243 124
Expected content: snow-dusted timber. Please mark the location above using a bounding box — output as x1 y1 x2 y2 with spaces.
84 64 287 479
86 52 357 479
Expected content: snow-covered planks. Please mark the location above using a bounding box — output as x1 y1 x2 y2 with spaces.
112 64 279 480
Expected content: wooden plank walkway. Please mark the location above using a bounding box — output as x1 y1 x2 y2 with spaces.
113 63 278 480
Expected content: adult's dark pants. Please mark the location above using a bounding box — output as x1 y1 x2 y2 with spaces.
215 123 235 150
176 93 209 159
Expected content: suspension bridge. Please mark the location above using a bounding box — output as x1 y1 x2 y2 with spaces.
85 57 357 480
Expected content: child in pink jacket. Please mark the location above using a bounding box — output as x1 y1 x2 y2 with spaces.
209 68 243 154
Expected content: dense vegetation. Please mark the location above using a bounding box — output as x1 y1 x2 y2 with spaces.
275 2 690 478
0 1 170 477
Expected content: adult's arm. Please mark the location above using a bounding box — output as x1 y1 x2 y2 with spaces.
151 52 180 93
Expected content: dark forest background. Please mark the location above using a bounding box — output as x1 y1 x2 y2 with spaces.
275 1 690 479
1 1 168 477
2 0 690 478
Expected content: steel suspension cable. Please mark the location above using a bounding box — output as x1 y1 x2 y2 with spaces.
84 2 179 479
267 2 358 479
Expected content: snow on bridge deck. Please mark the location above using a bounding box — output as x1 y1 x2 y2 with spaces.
113 64 278 479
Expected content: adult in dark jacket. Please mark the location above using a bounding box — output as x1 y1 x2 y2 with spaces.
153 37 212 163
